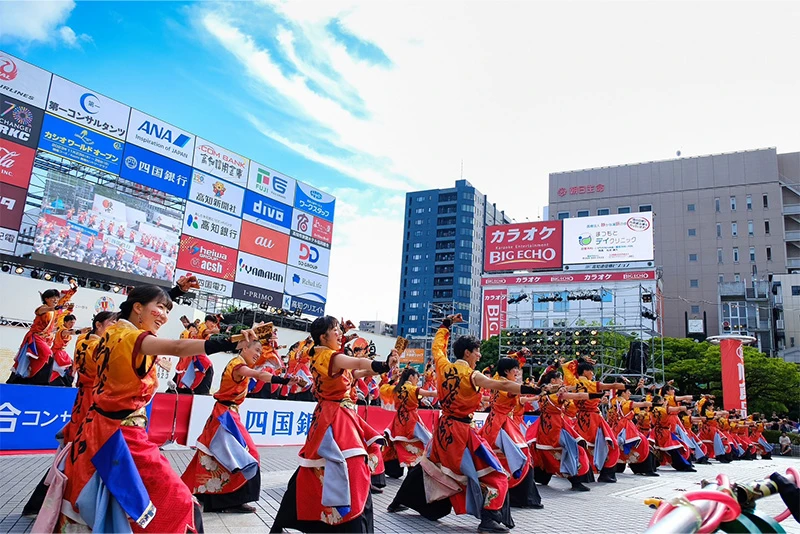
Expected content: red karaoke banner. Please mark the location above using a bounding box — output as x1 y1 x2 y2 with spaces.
481 270 656 286
176 234 237 281
484 221 563 273
720 339 747 415
482 288 507 340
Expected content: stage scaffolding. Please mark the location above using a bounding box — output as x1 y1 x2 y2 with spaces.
498 283 666 384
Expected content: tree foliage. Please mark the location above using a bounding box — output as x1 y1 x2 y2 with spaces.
479 335 500 373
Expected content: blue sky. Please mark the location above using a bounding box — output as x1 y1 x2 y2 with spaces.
2 0 799 323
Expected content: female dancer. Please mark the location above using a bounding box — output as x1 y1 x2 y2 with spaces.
697 396 732 463
527 370 592 492
248 329 284 399
182 338 298 513
10 289 62 384
270 316 397 533
388 315 543 533
651 396 696 471
573 361 626 482
382 367 437 479
608 384 658 476
479 358 543 509
59 278 258 532
48 314 86 386
174 316 216 395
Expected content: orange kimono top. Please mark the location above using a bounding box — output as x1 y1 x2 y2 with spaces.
574 376 601 413
31 309 57 342
73 334 101 386
214 356 250 406
388 382 422 436
561 360 579 387
433 327 481 419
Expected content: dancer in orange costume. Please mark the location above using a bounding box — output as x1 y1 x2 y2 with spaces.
10 289 63 384
182 338 298 513
479 358 543 509
388 315 545 533
48 314 88 386
382 366 437 479
607 381 658 476
174 315 217 395
697 396 732 463
248 329 284 398
651 395 696 471
270 316 397 533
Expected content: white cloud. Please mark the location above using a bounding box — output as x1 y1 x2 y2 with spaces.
193 1 800 323
0 0 89 47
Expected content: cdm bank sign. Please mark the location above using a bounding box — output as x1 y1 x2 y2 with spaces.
480 213 655 338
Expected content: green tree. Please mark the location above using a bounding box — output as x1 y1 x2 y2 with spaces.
479 335 500 373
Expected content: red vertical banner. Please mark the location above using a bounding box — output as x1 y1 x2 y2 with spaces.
482 289 507 340
720 338 747 415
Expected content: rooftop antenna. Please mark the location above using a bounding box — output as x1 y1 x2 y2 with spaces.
460 159 463 179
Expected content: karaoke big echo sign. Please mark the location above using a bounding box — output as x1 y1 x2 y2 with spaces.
483 220 563 272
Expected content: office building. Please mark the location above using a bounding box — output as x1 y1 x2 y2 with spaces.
548 148 799 354
397 179 511 339
358 320 397 337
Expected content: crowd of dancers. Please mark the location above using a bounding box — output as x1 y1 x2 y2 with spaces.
9 277 787 533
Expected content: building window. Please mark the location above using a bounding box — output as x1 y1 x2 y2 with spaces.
730 196 736 211
688 228 697 237
618 206 631 214
766 246 772 262
687 204 695 212
719 275 725 284
410 290 419 296
413 242 423 248
792 286 800 296
763 194 769 208
734 273 741 282
415 207 425 213
409 302 419 308
749 247 756 262
747 220 754 236
717 248 724 263
731 222 738 237
416 195 426 202
765 220 770 235
690 279 699 288
716 223 722 238
410 278 420 284
461 204 474 213
746 195 752 210
715 197 720 212
733 247 740 263
691 305 700 314
557 212 569 220
412 254 422 260
639 204 652 212
414 219 424 226
577 210 590 218
408 315 418 321
597 208 610 216
411 266 421 272
689 253 698 262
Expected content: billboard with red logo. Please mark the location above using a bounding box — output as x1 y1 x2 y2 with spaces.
291 208 333 249
0 182 27 231
176 235 237 281
238 219 290 263
720 338 748 415
0 139 35 189
483 221 562 273
481 288 508 340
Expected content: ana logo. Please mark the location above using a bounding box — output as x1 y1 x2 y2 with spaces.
255 236 275 249
0 147 19 169
299 243 319 263
124 155 137 169
94 296 115 313
296 213 310 232
578 235 592 246
79 93 101 114
136 121 190 147
1 196 16 210
0 57 18 81
309 190 323 200
74 129 94 145
212 181 226 197
186 213 200 229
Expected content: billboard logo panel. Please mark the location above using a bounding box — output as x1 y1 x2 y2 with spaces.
231 282 282 306
39 114 124 174
120 143 191 198
283 295 324 317
484 221 563 273
294 182 335 222
290 209 332 249
242 189 292 233
126 108 195 165
0 139 35 189
47 75 131 139
0 182 27 231
287 236 331 275
238 220 290 263
235 250 286 293
0 52 52 109
193 137 248 186
283 265 328 304
189 170 245 217
182 201 242 249
246 163 296 205
482 289 507 340
1 95 44 149
174 268 232 297
562 212 654 265
0 227 17 253
176 235 237 281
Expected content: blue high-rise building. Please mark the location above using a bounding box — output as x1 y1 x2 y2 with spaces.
397 179 511 340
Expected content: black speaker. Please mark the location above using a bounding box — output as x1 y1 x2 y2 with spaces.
625 341 650 374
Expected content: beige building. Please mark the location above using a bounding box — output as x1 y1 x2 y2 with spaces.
773 273 800 363
548 148 800 358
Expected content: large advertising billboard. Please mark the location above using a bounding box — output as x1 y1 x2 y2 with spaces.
176 235 237 281
482 288 508 340
126 108 195 165
33 176 181 281
120 143 191 198
247 162 296 205
0 52 52 109
39 114 124 174
562 212 654 265
0 139 35 189
182 201 242 250
193 138 248 186
294 182 335 222
1 95 44 149
189 170 245 217
484 221 563 273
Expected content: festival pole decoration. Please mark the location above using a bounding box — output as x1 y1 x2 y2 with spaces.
706 335 756 417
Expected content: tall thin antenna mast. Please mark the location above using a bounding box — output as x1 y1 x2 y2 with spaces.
460 159 463 179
